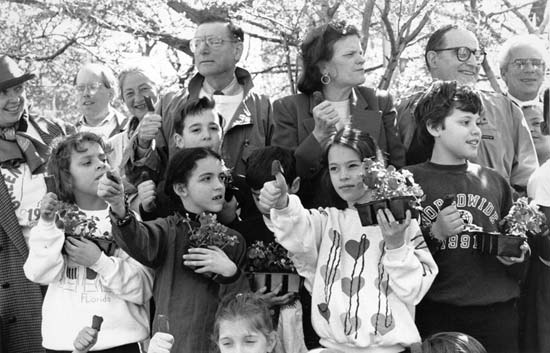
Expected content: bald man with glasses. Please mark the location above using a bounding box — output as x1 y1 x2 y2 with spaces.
397 25 538 194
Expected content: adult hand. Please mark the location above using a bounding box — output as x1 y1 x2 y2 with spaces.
258 169 288 214
137 112 162 148
97 171 125 218
431 205 464 241
40 192 59 222
148 332 174 353
311 101 339 143
182 246 237 278
255 283 296 307
137 180 157 213
64 237 102 268
497 243 530 266
72 327 98 353
377 208 411 250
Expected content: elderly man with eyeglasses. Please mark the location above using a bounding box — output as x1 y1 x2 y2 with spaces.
74 63 128 139
397 25 538 194
126 15 272 186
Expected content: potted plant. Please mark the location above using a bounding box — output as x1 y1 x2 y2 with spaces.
355 157 424 226
246 241 302 294
55 202 116 256
474 197 548 257
182 212 239 274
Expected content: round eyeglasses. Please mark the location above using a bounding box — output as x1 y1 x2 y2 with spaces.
509 58 545 71
75 82 105 95
432 47 487 63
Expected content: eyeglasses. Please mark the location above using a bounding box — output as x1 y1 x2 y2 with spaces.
189 36 240 53
75 82 105 95
509 58 545 71
432 47 487 63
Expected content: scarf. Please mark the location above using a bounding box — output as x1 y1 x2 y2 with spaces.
0 117 50 174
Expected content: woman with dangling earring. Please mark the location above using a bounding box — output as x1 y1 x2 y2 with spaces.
271 21 405 209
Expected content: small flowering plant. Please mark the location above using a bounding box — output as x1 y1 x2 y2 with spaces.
247 241 296 273
185 213 239 249
499 197 548 238
361 157 424 200
54 202 115 255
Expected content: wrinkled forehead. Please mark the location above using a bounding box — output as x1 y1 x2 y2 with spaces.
441 28 480 49
76 67 104 83
195 22 232 38
523 106 544 120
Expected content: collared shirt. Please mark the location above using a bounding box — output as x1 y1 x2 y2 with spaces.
200 76 245 130
202 75 242 96
76 108 127 139
507 93 542 108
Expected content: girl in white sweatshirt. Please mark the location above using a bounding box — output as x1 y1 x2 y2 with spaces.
258 127 438 353
24 132 153 352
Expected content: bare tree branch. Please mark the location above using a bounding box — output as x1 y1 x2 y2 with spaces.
502 0 537 33
361 0 376 51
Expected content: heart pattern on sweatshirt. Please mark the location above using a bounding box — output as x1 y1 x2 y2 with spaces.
371 312 395 336
374 277 392 296
318 302 331 322
320 264 340 284
341 312 362 335
344 237 369 260
341 276 365 297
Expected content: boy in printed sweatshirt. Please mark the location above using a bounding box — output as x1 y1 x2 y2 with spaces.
406 81 529 353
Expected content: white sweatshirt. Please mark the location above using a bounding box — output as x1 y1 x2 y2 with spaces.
265 195 438 353
24 208 153 351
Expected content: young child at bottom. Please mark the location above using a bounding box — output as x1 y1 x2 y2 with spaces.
258 127 438 353
406 81 529 353
23 132 153 352
411 332 486 353
99 147 249 353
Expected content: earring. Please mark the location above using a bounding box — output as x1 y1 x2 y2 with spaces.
321 72 331 85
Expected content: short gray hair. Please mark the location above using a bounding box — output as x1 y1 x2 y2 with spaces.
118 60 161 100
498 34 548 77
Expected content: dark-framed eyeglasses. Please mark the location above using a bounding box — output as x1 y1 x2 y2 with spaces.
432 47 486 63
189 36 240 53
509 58 545 71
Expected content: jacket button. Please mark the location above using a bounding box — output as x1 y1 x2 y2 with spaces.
1 282 9 289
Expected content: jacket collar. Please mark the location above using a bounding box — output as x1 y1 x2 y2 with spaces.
188 67 254 99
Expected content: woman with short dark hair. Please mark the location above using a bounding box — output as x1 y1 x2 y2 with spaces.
272 21 405 208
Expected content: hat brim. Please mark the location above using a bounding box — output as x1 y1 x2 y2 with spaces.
0 73 36 91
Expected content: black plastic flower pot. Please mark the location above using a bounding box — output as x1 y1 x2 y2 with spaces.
473 231 524 257
355 202 375 226
535 236 550 263
388 196 416 221
247 272 302 294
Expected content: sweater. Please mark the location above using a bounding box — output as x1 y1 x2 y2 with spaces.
23 208 153 351
406 161 522 306
110 212 250 353
265 195 437 353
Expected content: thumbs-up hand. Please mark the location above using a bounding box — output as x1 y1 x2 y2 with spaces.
258 160 289 214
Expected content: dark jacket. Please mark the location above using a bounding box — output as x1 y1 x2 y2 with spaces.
0 113 70 353
111 212 249 353
272 86 405 207
125 67 273 185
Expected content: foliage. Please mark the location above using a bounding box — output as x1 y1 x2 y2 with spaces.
185 212 239 249
247 241 296 273
361 157 424 200
500 197 548 238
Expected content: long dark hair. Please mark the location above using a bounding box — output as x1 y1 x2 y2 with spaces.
297 21 360 95
164 147 223 203
322 126 379 208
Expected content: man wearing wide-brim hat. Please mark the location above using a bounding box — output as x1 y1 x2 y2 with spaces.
0 55 71 353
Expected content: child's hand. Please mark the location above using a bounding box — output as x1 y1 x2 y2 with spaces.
97 171 125 217
183 246 237 278
497 243 530 266
40 192 59 222
217 195 239 224
255 283 296 307
377 208 411 250
431 205 464 241
137 180 157 213
148 332 174 353
64 237 102 268
72 327 98 353
258 170 288 213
